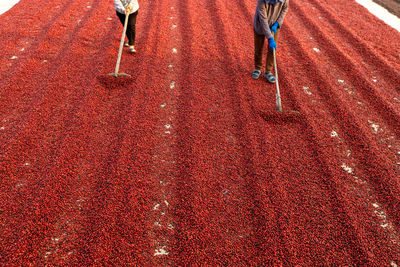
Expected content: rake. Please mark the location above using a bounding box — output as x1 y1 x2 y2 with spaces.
273 48 282 112
108 12 131 78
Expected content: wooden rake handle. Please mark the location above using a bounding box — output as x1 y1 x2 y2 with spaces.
273 48 282 112
114 12 130 75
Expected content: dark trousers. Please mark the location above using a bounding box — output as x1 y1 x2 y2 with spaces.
116 10 138 46
254 28 280 73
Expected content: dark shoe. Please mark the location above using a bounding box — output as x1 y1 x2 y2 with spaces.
251 69 262 79
264 73 276 83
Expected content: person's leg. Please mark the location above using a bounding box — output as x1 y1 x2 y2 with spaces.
116 11 130 45
116 10 125 26
126 10 138 46
254 29 265 71
265 28 280 73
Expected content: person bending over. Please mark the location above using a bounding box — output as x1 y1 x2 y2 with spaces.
252 0 289 83
114 0 139 53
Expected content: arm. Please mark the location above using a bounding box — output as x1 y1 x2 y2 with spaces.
127 0 134 10
126 0 139 14
277 0 289 27
256 0 274 39
125 0 132 14
114 0 126 13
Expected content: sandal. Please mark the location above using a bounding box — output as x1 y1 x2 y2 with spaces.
251 69 262 79
264 73 276 83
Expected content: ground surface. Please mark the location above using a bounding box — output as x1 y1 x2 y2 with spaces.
1 0 400 265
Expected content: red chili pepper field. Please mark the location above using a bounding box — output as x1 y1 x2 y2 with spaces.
1 0 400 265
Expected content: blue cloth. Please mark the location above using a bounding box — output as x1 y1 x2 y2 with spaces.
265 0 284 4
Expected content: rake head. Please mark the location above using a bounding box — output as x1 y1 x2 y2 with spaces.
108 72 131 78
276 93 283 112
108 72 132 78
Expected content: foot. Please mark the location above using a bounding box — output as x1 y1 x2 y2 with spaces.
124 42 129 47
129 45 136 53
251 69 262 79
264 73 276 83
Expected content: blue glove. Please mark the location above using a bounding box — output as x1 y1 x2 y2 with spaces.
271 21 279 34
268 37 277 50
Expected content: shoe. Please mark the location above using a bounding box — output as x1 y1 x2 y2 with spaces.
251 69 262 79
124 42 129 47
264 73 276 83
129 46 136 53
